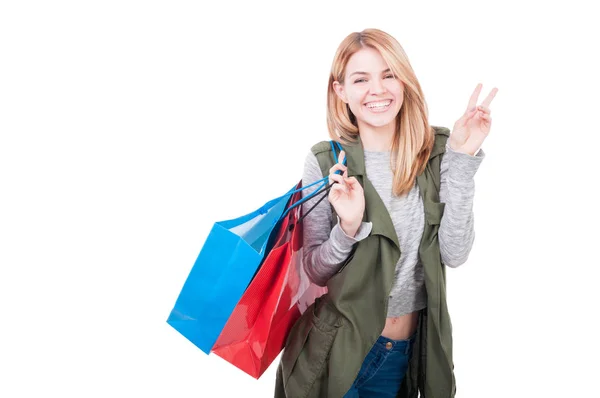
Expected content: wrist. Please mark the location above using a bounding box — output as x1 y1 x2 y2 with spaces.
340 220 361 237
448 143 477 157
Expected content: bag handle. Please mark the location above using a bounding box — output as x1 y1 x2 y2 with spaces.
259 138 344 216
281 140 345 225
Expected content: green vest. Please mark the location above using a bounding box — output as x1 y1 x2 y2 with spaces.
275 126 456 398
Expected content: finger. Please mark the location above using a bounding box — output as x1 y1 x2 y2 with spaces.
459 107 478 126
329 173 345 185
344 176 358 187
478 113 492 128
467 83 483 112
480 87 498 108
477 105 491 114
330 183 348 196
338 150 346 165
329 163 347 175
345 177 363 194
329 168 346 183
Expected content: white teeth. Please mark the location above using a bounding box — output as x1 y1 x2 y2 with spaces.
366 100 391 108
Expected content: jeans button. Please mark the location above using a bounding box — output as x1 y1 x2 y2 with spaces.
386 342 393 350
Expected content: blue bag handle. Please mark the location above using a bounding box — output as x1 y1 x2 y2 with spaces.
250 141 345 255
254 140 345 233
279 140 345 220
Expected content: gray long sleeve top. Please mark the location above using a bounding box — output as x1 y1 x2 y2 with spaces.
300 143 485 317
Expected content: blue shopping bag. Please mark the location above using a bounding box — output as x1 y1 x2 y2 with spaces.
166 141 345 354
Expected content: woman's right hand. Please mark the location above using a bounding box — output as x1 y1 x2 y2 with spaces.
328 150 365 236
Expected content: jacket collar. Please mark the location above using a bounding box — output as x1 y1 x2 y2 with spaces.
338 134 366 178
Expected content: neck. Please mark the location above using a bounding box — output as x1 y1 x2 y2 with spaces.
357 119 396 152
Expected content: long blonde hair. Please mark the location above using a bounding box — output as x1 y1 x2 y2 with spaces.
326 28 434 197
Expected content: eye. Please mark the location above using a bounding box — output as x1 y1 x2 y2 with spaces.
354 78 366 83
385 74 395 79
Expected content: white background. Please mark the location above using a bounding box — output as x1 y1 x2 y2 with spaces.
1 1 598 397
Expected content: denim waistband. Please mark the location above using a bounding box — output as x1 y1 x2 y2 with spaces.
373 333 416 355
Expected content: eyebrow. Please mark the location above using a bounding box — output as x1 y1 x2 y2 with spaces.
349 68 392 77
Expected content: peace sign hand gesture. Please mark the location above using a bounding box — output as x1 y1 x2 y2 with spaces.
449 83 498 156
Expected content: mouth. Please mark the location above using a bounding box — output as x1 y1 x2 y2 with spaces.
364 99 392 113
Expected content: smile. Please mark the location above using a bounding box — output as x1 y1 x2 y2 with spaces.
365 100 392 113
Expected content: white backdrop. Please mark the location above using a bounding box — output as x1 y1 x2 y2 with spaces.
1 1 598 397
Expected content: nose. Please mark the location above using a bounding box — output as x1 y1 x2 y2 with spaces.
369 78 386 95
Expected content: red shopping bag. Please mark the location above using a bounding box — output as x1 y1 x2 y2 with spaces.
211 180 328 379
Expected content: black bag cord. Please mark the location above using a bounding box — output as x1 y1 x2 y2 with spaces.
289 143 344 231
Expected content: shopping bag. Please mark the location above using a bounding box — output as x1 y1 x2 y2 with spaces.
166 185 298 354
211 180 329 379
167 140 344 361
166 175 333 355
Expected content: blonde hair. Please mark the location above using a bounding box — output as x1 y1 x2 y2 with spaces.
326 28 434 197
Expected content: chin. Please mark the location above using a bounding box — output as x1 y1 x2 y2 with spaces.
369 118 395 127
360 114 398 128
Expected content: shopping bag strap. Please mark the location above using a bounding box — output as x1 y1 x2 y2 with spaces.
281 140 345 224
296 181 332 224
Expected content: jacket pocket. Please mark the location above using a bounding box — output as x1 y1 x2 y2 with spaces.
424 200 445 226
281 295 341 394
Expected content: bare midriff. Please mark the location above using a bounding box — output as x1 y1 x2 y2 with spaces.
381 311 420 340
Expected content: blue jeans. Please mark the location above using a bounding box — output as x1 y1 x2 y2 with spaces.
343 333 415 398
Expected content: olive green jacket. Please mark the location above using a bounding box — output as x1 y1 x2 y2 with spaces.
275 126 456 398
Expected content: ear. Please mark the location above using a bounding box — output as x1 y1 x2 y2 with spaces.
332 81 348 104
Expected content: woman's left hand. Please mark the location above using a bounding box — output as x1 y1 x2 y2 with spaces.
449 83 498 156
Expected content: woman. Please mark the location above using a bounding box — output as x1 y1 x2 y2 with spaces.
275 28 497 398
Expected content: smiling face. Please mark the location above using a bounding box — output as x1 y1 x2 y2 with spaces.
333 46 404 132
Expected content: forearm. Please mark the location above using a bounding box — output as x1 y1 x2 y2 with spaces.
304 217 372 286
438 145 485 267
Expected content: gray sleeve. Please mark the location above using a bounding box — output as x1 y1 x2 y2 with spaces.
301 151 372 286
438 144 485 268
